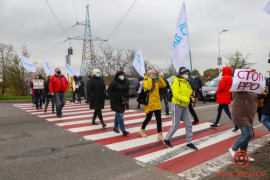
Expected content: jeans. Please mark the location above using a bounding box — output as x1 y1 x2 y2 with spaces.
142 110 162 133
160 94 169 115
35 94 43 109
214 104 231 125
232 126 253 152
54 92 66 117
261 115 270 131
114 112 125 131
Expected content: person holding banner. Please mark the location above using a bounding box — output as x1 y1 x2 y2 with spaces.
139 70 166 141
44 75 55 113
210 67 239 132
49 68 68 118
30 75 44 110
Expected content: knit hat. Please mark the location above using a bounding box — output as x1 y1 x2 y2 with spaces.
178 67 190 75
92 69 100 76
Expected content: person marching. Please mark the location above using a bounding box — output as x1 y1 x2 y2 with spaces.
194 75 206 104
261 86 270 131
139 69 166 141
30 75 44 110
72 76 81 103
49 68 68 118
69 76 74 102
159 72 170 117
88 69 106 128
210 66 239 132
107 71 130 136
44 75 55 113
163 67 198 150
136 76 144 109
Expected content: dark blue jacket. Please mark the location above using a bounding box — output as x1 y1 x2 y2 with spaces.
194 77 203 89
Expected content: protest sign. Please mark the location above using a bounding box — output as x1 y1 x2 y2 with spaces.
33 79 44 89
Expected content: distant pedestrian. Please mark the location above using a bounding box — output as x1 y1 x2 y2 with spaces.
163 67 198 150
44 75 55 113
49 68 68 118
159 72 170 117
210 67 239 132
194 75 206 103
88 69 106 127
85 75 91 103
136 76 144 109
72 76 81 103
107 71 130 136
69 76 74 102
28 74 35 106
30 75 44 110
78 75 86 101
139 69 166 141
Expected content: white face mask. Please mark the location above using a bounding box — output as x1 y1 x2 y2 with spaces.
183 74 189 79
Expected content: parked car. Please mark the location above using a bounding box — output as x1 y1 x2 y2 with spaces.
202 77 220 100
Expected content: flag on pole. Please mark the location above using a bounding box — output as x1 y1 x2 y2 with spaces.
263 1 270 15
172 2 190 71
66 64 80 76
132 49 145 76
42 58 53 75
18 54 36 72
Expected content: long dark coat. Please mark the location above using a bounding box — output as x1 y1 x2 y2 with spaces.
88 77 106 109
107 78 129 113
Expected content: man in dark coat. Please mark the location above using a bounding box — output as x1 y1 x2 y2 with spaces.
194 75 206 103
85 75 91 103
78 75 86 101
88 69 106 127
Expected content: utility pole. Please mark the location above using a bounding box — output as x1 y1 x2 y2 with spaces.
218 30 228 75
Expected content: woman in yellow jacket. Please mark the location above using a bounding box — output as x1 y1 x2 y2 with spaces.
139 69 166 141
163 67 198 150
69 76 74 102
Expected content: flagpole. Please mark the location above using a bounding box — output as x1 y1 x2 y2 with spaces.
189 50 193 80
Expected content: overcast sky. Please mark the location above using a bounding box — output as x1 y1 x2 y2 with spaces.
0 0 270 76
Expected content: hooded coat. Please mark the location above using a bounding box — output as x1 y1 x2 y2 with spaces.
88 76 106 109
78 76 86 97
143 75 166 113
107 72 129 113
216 67 232 104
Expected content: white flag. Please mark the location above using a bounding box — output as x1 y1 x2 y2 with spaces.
132 49 145 76
66 64 80 76
172 2 190 71
263 1 270 15
18 54 36 72
42 58 53 75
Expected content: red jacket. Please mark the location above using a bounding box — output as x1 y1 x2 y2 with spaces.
49 74 68 93
216 67 232 104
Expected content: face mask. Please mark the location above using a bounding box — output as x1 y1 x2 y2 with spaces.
183 75 189 79
57 70 61 74
96 73 101 77
119 76 124 80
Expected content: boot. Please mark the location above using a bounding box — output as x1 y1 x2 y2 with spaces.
139 129 147 137
157 132 164 141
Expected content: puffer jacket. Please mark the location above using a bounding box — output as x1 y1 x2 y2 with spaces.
171 75 193 107
216 67 232 104
69 76 74 92
143 75 166 113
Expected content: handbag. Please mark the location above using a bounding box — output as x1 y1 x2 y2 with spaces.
118 84 129 107
137 88 149 105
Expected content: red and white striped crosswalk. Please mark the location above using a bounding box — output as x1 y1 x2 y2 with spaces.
14 103 269 178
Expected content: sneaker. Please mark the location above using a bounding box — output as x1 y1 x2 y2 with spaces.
210 124 218 128
163 140 173 148
192 121 199 125
57 115 61 118
228 148 236 157
113 128 120 133
122 130 129 136
102 124 107 128
187 143 198 150
232 126 239 132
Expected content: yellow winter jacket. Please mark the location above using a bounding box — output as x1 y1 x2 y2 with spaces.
143 75 166 113
69 76 74 92
171 76 193 107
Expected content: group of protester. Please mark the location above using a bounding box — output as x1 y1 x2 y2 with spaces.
27 66 270 160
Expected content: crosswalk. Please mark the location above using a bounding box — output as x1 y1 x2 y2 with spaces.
14 103 269 179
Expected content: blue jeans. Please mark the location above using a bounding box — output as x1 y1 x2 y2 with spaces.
160 94 169 115
54 92 66 117
114 112 125 131
35 94 43 109
214 104 231 125
261 115 270 131
232 126 253 152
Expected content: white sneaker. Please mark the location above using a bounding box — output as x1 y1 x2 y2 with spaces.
229 148 236 157
249 157 255 162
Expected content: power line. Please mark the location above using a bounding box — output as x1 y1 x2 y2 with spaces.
72 0 78 22
33 41 67 59
106 0 139 40
45 0 69 38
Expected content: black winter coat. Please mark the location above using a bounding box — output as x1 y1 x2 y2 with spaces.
44 81 51 97
107 79 129 113
194 77 203 90
159 79 170 95
262 93 270 116
88 77 106 109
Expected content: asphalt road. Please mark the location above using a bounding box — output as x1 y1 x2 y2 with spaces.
0 97 268 180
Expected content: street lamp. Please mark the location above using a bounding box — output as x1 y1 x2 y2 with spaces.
218 29 228 75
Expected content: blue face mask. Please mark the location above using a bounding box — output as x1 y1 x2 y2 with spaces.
119 76 124 80
96 73 101 77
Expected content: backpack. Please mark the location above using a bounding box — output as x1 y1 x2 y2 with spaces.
167 79 180 102
137 88 149 105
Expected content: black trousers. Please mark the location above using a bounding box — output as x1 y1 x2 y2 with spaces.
93 109 105 124
189 101 199 122
142 110 162 133
45 96 55 113
257 107 262 122
195 88 205 101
